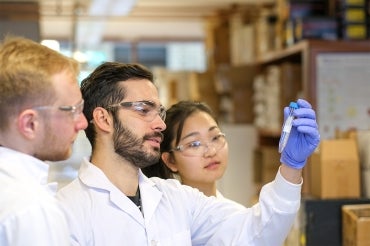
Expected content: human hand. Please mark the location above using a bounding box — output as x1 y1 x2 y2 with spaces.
280 99 320 169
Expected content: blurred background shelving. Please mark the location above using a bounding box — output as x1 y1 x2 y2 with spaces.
2 0 370 245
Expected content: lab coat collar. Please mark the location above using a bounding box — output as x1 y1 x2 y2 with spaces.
78 158 144 222
138 171 162 221
78 158 163 224
0 146 51 186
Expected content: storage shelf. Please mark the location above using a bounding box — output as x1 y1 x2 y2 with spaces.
256 40 307 65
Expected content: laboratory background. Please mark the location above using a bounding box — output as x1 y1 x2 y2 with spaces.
1 0 370 245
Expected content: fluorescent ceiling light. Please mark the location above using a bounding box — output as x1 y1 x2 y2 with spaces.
74 0 136 48
89 0 136 16
41 39 60 52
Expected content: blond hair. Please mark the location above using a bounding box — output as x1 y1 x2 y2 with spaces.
0 36 79 129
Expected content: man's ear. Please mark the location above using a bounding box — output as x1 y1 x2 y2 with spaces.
17 109 38 139
161 152 178 172
92 107 113 132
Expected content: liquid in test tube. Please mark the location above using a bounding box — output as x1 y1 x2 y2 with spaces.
278 102 299 153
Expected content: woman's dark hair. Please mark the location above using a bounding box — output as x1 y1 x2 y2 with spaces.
142 100 217 179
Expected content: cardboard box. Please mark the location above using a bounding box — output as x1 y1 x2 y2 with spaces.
309 139 361 199
342 204 370 246
301 198 370 246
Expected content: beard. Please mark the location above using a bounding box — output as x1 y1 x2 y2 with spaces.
112 119 162 169
35 117 72 162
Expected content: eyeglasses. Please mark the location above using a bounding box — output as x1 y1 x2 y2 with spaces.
170 133 226 157
33 100 84 120
106 100 166 122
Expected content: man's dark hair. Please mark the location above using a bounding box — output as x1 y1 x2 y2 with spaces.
80 62 153 149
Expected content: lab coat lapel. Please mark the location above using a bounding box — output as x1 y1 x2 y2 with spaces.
109 187 145 226
80 159 145 226
139 173 162 222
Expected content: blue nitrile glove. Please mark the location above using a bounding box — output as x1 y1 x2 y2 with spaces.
280 99 320 169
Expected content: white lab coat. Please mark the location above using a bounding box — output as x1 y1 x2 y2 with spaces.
57 157 301 246
0 147 70 246
213 189 247 211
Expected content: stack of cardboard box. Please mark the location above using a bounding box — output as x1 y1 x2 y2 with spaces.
342 204 370 246
308 138 361 199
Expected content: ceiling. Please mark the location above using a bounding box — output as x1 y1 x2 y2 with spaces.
0 0 274 49
36 0 274 47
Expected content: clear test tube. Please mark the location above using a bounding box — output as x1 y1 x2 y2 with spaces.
278 102 299 153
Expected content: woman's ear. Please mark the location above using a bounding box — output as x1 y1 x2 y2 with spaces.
161 152 178 172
